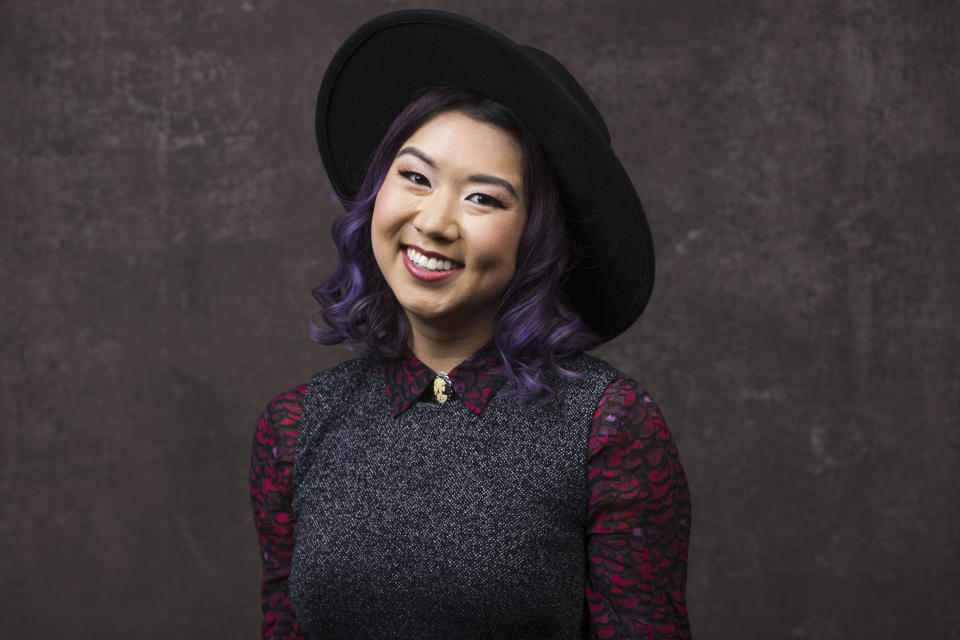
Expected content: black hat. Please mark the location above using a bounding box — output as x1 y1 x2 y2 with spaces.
316 10 654 342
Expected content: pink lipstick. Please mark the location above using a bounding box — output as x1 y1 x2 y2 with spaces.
402 245 464 281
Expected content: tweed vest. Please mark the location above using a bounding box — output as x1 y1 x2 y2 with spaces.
290 353 619 639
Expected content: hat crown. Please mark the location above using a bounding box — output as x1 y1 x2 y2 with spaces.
520 45 611 144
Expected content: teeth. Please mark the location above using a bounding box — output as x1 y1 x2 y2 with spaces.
405 247 458 272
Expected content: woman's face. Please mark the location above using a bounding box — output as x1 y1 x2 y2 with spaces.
371 110 527 338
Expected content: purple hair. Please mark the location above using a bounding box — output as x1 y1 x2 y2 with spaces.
311 87 599 401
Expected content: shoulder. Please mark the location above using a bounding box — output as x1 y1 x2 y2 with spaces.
298 355 385 440
305 356 381 400
262 384 308 423
588 376 685 473
595 377 663 425
254 358 377 436
546 352 624 399
253 384 308 459
556 351 621 377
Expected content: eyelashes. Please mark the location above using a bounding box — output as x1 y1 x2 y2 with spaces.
397 169 508 209
466 192 506 208
399 169 430 187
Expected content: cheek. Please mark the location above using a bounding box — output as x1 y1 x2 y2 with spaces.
371 188 399 235
371 190 402 272
370 185 411 253
469 217 525 273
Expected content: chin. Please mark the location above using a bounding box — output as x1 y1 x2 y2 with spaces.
405 304 456 324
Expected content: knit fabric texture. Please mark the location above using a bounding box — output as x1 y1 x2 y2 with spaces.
290 353 619 639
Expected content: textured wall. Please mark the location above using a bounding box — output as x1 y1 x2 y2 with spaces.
1 1 957 638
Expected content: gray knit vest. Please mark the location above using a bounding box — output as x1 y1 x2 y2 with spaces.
290 353 619 639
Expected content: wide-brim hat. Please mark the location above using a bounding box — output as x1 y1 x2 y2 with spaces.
316 9 654 342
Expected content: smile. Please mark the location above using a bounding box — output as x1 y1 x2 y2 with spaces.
404 246 462 271
402 245 464 281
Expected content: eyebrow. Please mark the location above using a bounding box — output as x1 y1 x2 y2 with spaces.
396 146 520 200
397 146 436 167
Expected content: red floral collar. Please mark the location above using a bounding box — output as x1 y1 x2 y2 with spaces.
381 344 505 417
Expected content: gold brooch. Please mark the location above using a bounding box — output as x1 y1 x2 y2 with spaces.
433 371 452 404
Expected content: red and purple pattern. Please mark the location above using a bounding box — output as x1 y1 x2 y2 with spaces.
586 378 692 639
381 344 504 416
250 386 306 639
251 354 691 639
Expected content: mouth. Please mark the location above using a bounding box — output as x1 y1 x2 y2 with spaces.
401 244 464 282
403 245 463 272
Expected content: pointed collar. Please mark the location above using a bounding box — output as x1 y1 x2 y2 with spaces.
381 343 506 418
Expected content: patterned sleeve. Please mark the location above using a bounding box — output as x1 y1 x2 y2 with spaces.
585 378 692 639
250 385 307 639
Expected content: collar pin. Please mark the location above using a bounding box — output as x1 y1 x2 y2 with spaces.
433 371 452 404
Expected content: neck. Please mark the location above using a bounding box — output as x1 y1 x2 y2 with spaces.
406 315 494 373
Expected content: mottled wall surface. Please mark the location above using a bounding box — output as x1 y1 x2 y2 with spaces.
1 1 957 638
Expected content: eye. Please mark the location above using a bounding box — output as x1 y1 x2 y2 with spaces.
399 170 430 187
467 192 506 209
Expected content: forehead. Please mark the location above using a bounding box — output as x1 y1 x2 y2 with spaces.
400 110 524 180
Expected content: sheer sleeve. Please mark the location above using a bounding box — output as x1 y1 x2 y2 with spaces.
585 378 692 639
250 385 307 639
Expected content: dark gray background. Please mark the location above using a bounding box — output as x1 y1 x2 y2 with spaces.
2 1 957 638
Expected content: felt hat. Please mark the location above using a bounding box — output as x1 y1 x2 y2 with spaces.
316 9 654 341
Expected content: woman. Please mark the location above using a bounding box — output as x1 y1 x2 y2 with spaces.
251 10 691 639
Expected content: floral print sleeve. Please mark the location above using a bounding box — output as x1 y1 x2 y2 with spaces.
250 386 307 640
586 378 692 639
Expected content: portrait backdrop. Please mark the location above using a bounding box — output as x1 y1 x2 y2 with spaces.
1 1 957 638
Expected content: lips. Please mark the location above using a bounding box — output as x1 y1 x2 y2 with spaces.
403 245 462 272
401 244 464 282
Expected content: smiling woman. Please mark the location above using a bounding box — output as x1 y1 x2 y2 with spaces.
310 85 593 393
250 10 691 640
371 110 527 369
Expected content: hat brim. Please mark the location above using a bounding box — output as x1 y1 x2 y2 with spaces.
317 10 654 342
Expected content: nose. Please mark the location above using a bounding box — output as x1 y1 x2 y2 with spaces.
412 192 459 242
